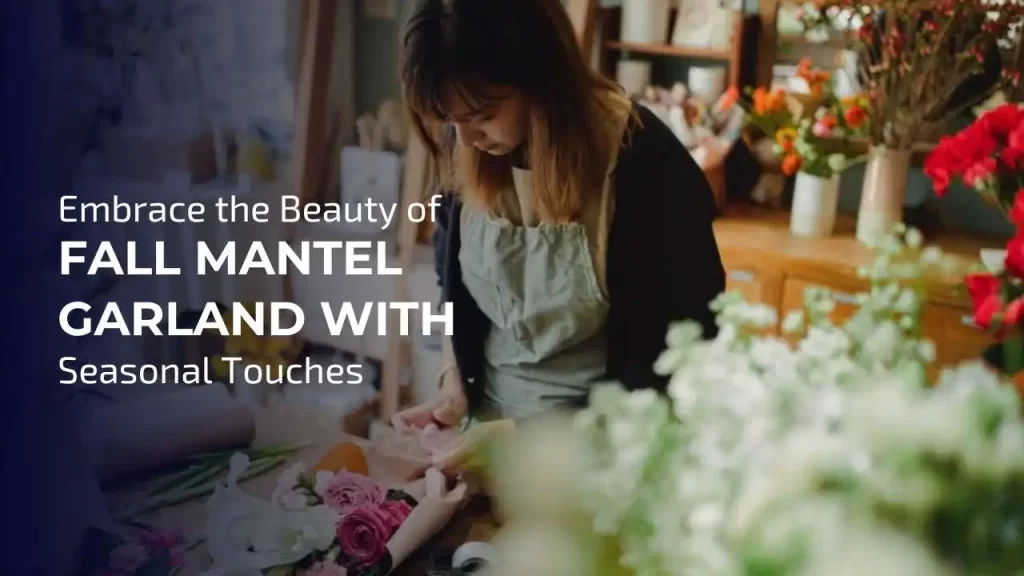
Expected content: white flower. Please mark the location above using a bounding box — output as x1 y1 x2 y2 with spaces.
782 310 805 334
313 471 334 497
491 227 1024 576
200 453 340 576
275 462 304 493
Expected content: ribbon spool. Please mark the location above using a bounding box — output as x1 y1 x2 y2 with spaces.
452 541 497 573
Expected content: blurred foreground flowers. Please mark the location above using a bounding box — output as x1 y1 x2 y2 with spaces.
482 227 1024 576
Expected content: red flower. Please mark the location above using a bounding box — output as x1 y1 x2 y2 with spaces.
1009 123 1024 150
782 153 802 176
980 104 1024 138
924 128 998 196
1004 124 1024 169
1007 298 1024 326
963 157 998 189
843 105 867 128
966 273 1002 330
1010 190 1024 228
1002 146 1024 170
1006 232 1024 279
336 505 400 567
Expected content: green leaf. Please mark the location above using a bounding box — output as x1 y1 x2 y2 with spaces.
983 337 1024 375
146 463 214 497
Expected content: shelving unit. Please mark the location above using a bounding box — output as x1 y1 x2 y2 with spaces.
596 6 761 90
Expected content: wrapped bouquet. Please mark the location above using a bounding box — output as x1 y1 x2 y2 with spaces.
482 226 1024 576
201 449 466 576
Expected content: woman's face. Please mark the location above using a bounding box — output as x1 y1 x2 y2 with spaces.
445 88 528 156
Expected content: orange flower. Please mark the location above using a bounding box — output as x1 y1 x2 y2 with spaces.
796 58 813 81
820 115 838 129
752 87 769 115
752 87 787 115
718 85 740 111
775 127 797 152
844 105 867 128
782 153 803 176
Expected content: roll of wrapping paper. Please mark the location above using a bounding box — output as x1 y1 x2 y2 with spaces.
83 384 256 485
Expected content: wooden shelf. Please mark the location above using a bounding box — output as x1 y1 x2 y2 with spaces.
604 40 731 61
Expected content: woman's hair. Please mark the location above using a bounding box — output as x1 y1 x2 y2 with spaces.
400 0 628 221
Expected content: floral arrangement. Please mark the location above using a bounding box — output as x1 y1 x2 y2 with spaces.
78 525 189 576
802 0 1024 149
482 226 1024 576
925 103 1024 213
742 59 868 179
925 103 1024 383
201 452 417 576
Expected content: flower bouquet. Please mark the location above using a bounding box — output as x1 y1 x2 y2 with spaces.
201 453 410 576
803 0 1023 149
801 0 1024 242
925 103 1024 213
480 225 1024 576
925 103 1024 385
742 59 867 236
200 450 467 576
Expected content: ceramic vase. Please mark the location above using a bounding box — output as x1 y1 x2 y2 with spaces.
621 0 671 43
790 172 841 237
856 147 912 244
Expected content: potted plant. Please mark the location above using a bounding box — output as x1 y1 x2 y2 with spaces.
742 60 866 237
925 103 1024 388
803 0 1024 244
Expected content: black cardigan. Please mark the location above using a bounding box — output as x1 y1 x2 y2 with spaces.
432 104 725 414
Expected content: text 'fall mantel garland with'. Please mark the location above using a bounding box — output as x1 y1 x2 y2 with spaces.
56 194 451 373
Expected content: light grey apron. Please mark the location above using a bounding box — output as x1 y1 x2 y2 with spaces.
458 205 610 420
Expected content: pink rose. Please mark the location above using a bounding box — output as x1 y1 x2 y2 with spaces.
108 542 148 573
322 471 387 515
812 121 831 138
336 505 398 566
381 499 414 527
301 561 349 576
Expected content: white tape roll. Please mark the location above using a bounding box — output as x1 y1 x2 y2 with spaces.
452 541 497 571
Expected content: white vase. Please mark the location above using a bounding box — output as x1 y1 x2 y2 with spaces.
621 0 671 44
790 172 841 237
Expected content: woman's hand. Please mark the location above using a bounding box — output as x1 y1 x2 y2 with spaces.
391 371 468 432
431 419 515 473
385 468 469 572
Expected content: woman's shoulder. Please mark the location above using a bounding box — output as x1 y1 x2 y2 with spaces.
619 102 688 159
615 102 698 180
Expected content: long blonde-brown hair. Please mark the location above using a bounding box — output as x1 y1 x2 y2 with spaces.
400 0 629 222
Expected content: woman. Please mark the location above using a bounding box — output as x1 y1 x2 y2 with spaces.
393 0 725 470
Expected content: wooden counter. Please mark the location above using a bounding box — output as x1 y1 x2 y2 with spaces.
712 207 1000 370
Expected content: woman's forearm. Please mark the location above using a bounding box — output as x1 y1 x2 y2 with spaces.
441 334 462 391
